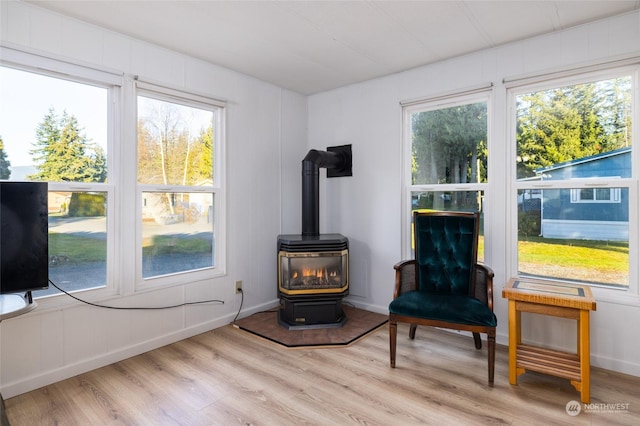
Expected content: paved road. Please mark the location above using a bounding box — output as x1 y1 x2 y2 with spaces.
37 217 213 298
49 216 213 239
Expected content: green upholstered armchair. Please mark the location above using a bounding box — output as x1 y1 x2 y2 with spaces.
389 210 497 385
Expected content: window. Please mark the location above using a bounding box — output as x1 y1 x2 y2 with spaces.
0 61 114 297
511 68 635 289
136 83 224 285
1 47 226 301
403 89 491 261
571 187 621 203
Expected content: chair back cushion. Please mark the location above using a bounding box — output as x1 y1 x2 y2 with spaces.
414 211 478 295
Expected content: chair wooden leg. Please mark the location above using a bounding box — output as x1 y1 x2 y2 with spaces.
473 332 482 349
488 331 496 386
409 324 417 340
389 320 397 368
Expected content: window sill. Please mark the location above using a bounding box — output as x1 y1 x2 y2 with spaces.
590 286 640 307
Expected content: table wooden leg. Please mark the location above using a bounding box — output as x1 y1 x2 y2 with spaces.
508 300 519 385
579 309 591 403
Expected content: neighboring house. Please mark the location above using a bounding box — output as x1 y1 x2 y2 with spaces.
48 191 71 214
141 179 214 225
535 147 630 241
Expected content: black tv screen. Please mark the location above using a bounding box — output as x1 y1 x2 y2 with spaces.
0 181 49 294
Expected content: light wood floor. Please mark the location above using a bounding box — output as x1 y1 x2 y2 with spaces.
5 322 640 425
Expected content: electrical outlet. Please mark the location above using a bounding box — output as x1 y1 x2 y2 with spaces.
235 280 243 293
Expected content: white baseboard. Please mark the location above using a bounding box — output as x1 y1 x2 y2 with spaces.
2 298 283 398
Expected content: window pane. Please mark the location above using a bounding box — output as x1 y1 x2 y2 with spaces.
595 188 610 201
516 77 632 180
411 190 485 262
517 187 628 287
142 192 214 278
0 66 108 182
410 101 488 185
580 188 594 200
514 74 632 288
35 191 108 297
137 96 214 185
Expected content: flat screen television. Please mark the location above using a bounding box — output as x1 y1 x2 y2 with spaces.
0 181 49 298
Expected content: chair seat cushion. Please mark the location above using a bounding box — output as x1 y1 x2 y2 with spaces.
389 291 497 327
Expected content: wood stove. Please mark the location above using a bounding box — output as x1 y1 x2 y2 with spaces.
277 234 348 328
277 145 352 329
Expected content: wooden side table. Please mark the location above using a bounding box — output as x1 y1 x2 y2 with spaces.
502 278 596 403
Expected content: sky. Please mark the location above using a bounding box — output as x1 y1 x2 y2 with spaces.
0 65 108 169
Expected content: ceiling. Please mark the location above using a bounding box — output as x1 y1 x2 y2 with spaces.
27 1 640 95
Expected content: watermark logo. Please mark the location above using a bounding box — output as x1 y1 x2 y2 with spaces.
583 402 630 414
566 400 581 416
565 400 630 416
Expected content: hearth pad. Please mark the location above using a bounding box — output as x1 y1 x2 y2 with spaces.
233 306 387 348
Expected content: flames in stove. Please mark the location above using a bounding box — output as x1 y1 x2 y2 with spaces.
278 247 348 295
295 267 331 279
291 266 341 288
297 267 339 278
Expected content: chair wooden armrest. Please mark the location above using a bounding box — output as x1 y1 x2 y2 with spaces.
474 263 495 311
393 259 416 299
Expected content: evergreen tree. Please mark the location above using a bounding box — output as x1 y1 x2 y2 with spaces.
412 102 487 185
191 124 214 183
0 136 11 179
516 78 631 178
571 83 605 155
87 145 108 182
601 77 632 150
29 108 106 182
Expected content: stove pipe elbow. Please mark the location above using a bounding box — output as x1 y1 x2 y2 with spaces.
301 147 351 237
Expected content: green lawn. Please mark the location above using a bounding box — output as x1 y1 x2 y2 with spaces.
49 233 106 263
51 232 628 285
517 236 628 285
142 235 212 256
49 232 211 263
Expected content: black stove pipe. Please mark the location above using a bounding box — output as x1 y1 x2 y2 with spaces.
302 149 347 237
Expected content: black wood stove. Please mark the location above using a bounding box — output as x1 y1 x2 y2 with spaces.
277 145 352 329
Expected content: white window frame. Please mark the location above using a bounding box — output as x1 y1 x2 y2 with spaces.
0 46 122 309
506 63 640 304
134 81 226 291
1 46 229 306
401 87 492 259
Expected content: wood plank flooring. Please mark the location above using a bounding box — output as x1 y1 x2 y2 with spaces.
5 323 640 425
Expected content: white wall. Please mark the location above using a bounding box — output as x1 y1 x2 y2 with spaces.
0 1 305 397
307 10 640 377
